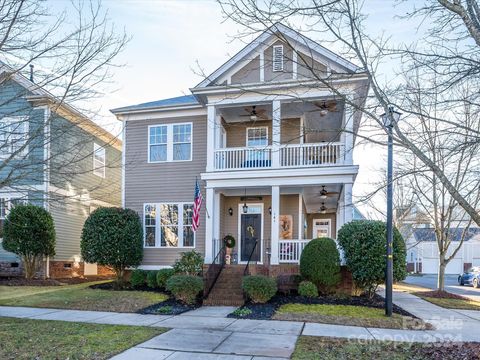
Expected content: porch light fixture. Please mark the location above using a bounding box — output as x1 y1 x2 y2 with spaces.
380 106 402 318
228 207 233 216
268 206 272 215
320 202 327 214
242 188 248 214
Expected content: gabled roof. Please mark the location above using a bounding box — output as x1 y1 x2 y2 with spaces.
195 23 360 88
0 62 121 149
110 95 199 114
413 228 480 242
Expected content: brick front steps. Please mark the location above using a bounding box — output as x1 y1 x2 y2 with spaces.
204 265 245 306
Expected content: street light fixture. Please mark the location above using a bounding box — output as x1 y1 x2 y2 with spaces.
380 106 401 317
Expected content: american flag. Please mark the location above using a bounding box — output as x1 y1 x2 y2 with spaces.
192 178 203 232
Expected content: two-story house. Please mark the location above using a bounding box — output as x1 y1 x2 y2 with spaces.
112 24 368 299
0 63 122 278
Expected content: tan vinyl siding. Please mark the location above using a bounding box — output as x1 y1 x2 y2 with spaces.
124 115 207 266
231 55 260 84
280 194 300 239
225 119 300 147
297 53 328 79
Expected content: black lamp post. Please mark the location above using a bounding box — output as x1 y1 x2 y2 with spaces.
381 106 401 317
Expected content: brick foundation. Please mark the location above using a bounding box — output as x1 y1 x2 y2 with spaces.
48 261 114 278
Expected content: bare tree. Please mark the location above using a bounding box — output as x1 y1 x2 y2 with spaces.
0 0 127 206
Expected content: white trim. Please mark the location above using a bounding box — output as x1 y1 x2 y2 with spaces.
205 188 214 263
43 106 51 211
142 202 196 249
273 45 284 72
246 126 269 147
137 265 173 270
194 23 358 88
121 121 126 207
298 193 303 240
292 49 298 79
93 142 106 178
312 218 331 238
237 202 264 265
270 186 280 265
147 122 193 163
114 106 206 119
259 50 265 82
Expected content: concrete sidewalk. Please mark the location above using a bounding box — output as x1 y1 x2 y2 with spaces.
1 294 480 359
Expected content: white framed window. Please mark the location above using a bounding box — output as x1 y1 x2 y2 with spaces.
0 116 29 159
273 45 284 72
148 122 192 163
246 127 268 147
93 143 106 178
143 202 195 248
0 197 27 239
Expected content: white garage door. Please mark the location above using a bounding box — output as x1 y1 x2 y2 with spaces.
422 258 463 274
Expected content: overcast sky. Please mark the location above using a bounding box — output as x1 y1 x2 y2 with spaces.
53 0 422 218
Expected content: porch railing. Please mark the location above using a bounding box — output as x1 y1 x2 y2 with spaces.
204 240 226 298
214 146 272 170
280 142 344 167
278 239 311 263
213 142 344 171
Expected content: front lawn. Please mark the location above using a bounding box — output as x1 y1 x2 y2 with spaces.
0 281 168 312
273 303 429 329
292 336 480 360
0 317 166 360
414 290 480 311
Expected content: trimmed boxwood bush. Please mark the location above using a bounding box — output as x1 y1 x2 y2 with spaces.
298 281 318 297
81 207 143 284
172 250 203 276
242 275 277 303
338 220 407 298
166 275 203 304
300 237 340 293
146 270 158 288
157 268 175 288
2 204 56 279
130 269 147 287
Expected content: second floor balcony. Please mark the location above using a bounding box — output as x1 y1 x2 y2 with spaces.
206 97 355 173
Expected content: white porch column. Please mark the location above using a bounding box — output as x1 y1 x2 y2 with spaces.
270 185 280 265
272 100 281 168
204 187 214 264
206 105 216 172
344 183 353 223
344 105 354 165
298 193 303 240
213 191 221 246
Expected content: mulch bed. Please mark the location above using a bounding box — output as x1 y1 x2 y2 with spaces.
418 290 469 300
228 293 416 320
416 342 480 360
0 276 112 286
89 282 166 293
139 297 201 315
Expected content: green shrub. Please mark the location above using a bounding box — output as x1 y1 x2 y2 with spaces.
146 271 158 288
2 204 56 279
81 207 143 284
166 275 203 304
130 269 147 287
172 250 203 276
298 281 319 297
156 268 175 288
338 220 407 298
242 275 277 303
300 237 340 293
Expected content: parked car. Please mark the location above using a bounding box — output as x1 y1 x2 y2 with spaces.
458 267 480 288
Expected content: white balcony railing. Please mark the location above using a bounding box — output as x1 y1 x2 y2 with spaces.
279 239 311 263
280 142 344 168
213 142 344 171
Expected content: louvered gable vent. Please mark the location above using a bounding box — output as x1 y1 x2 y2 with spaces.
273 45 284 72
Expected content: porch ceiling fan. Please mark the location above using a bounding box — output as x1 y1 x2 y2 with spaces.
241 105 268 121
319 202 336 214
318 185 340 199
308 100 338 116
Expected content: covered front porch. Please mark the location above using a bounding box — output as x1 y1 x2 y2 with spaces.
204 182 354 265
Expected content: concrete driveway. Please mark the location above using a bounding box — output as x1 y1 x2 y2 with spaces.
404 274 480 302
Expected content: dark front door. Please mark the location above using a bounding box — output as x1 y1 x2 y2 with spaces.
241 213 261 262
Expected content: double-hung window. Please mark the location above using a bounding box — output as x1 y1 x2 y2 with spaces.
148 123 192 162
143 202 195 248
247 127 268 147
93 143 106 178
0 116 29 159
